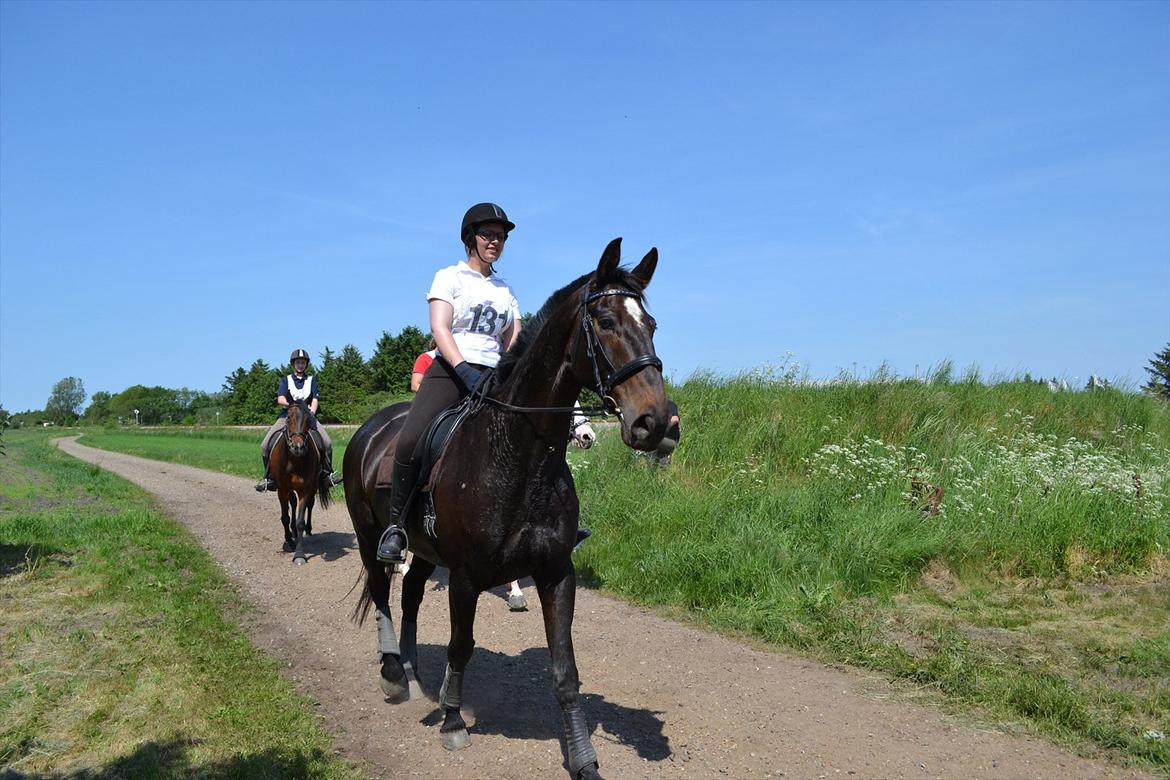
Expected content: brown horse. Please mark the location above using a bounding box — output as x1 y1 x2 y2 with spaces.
344 238 667 779
271 399 332 564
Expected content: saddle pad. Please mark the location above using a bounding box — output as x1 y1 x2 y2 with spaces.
373 398 472 491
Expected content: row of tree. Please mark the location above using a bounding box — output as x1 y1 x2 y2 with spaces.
5 340 1169 430
2 326 433 428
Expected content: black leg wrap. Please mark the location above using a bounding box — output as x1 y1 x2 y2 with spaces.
375 607 400 656
563 705 598 775
399 620 418 670
439 664 464 710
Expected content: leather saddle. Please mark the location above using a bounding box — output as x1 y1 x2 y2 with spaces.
375 398 474 495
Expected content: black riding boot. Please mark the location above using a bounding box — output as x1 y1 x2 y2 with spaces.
321 447 340 486
254 455 276 492
376 458 419 564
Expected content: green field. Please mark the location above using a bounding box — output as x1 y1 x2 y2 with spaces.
0 428 362 778
30 374 1170 772
77 425 358 481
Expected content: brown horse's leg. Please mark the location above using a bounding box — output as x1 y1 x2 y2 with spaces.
536 563 601 780
438 570 478 751
292 494 313 564
279 489 294 552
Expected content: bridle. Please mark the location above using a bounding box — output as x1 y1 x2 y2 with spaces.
482 285 661 418
284 402 312 451
579 288 662 415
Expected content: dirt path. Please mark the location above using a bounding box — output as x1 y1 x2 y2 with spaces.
56 437 1152 780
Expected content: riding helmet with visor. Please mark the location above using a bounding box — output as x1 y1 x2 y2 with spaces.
461 202 515 247
290 348 310 364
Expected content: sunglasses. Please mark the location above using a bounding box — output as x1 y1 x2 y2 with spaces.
476 229 509 243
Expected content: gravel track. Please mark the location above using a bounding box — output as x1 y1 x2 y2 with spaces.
56 436 1152 780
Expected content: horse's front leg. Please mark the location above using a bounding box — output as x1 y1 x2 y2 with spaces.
438 570 479 751
536 562 601 780
292 494 313 565
279 490 294 552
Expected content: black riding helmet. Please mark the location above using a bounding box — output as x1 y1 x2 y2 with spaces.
460 202 515 247
290 348 310 363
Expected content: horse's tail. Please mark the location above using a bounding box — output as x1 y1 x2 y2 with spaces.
317 474 332 509
351 570 374 626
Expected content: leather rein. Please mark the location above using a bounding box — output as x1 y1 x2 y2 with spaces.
483 287 662 419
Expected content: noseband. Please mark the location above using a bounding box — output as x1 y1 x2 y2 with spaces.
580 289 662 415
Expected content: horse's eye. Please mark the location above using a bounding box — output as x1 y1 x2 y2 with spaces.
598 317 616 330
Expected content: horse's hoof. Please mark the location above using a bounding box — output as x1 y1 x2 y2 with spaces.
380 674 410 703
282 541 293 553
507 592 528 611
440 728 471 751
380 657 410 703
293 555 307 566
575 762 601 780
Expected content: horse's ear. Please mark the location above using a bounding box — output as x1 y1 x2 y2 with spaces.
632 247 657 289
596 237 622 282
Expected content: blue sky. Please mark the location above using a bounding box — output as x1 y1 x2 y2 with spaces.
2 0 1167 412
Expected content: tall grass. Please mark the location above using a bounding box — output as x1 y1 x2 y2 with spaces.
576 370 1169 611
571 370 1169 768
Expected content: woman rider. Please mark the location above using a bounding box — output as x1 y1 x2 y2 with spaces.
376 203 520 563
255 348 338 491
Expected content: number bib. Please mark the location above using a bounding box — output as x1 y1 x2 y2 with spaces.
427 261 521 368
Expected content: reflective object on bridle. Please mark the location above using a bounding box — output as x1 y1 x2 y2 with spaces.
581 288 662 417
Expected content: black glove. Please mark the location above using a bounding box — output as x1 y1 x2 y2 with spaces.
454 361 484 393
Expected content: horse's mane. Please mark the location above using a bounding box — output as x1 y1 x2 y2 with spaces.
494 265 648 387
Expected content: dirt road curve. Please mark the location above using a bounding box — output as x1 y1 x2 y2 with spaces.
56 437 1151 780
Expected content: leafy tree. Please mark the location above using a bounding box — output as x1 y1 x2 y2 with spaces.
84 391 113 423
108 385 188 425
45 377 86 425
317 344 372 422
369 326 430 394
1144 343 1170 400
221 362 282 424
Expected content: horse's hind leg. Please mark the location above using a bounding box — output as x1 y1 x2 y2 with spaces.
536 564 601 780
438 570 478 751
398 556 435 691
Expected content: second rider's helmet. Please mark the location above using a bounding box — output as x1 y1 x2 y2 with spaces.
460 202 516 247
290 348 310 364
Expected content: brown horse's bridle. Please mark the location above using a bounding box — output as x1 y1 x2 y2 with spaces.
283 403 312 451
481 285 661 418
580 288 662 415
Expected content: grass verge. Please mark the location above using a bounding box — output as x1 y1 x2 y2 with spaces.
0 428 361 778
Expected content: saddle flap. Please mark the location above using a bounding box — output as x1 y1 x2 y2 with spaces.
373 398 472 495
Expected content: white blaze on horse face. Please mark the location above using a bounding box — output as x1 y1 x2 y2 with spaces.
623 296 646 325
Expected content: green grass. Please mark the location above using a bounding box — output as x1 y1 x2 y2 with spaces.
78 426 356 480
569 373 1169 771
63 377 1170 771
0 428 361 778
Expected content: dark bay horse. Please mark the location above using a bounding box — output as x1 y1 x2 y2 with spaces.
271 399 332 564
344 238 667 779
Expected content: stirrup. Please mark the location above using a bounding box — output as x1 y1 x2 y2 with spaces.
376 525 408 564
255 478 276 493
322 470 342 486
573 527 591 551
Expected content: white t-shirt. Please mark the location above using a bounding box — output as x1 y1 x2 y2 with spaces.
427 261 520 368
